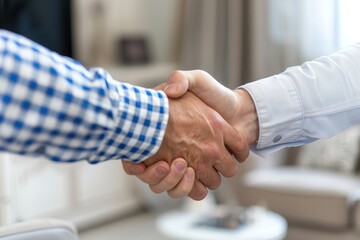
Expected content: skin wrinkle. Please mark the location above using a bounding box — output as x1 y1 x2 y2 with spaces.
145 92 223 177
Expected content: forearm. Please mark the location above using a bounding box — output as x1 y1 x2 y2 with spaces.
0 30 169 163
241 43 360 156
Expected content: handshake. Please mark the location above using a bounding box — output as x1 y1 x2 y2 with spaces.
122 70 259 200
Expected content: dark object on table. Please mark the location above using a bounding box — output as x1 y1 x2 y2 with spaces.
195 205 248 230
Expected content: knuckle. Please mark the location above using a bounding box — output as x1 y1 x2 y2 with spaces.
237 134 248 150
215 154 238 178
195 69 209 77
149 185 162 194
238 146 250 163
223 161 238 177
146 175 161 186
233 134 250 162
242 150 250 162
207 177 221 190
190 189 208 201
208 114 224 132
168 189 183 199
194 163 207 180
123 163 141 176
204 144 222 160
167 191 177 199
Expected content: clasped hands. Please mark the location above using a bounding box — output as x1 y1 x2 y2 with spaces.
122 70 259 200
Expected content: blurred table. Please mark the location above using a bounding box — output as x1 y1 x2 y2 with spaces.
156 207 287 240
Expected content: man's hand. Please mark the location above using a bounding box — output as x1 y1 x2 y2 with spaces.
164 70 259 144
122 70 258 200
143 91 248 199
122 159 201 199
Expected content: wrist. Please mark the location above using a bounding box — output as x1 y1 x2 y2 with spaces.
233 89 259 145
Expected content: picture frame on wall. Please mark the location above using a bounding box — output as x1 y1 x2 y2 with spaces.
118 37 150 65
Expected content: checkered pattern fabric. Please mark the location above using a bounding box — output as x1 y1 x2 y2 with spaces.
0 30 169 164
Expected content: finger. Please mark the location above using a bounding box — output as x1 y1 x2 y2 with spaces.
200 119 239 178
149 158 187 194
188 180 208 201
136 161 170 185
196 162 222 190
167 167 195 198
213 148 238 178
222 121 250 162
122 161 146 175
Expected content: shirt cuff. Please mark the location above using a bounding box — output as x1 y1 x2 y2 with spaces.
91 79 169 164
115 85 169 163
240 75 303 157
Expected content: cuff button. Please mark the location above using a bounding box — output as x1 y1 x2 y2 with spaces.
273 135 282 143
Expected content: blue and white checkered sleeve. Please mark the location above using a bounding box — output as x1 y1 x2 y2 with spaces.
0 30 169 164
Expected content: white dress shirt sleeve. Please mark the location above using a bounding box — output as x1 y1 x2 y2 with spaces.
241 43 360 157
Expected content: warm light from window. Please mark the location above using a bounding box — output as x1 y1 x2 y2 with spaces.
338 0 360 47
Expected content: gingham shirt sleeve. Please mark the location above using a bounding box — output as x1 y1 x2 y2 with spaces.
0 30 169 164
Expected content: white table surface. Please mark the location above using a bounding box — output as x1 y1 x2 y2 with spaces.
156 208 287 240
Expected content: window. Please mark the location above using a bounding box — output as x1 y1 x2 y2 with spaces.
338 0 360 47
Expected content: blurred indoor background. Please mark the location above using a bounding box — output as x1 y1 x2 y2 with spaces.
1 0 360 239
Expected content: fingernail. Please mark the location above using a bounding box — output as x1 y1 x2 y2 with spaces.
156 166 168 177
175 161 186 172
185 170 194 179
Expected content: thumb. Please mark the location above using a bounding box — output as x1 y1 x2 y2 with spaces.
163 71 190 98
181 70 238 119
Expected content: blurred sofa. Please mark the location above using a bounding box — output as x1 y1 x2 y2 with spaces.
238 126 360 240
0 218 78 240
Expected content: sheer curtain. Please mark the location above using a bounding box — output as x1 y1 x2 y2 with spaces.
179 0 247 88
249 0 360 80
179 0 360 87
249 0 340 80
338 0 360 48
